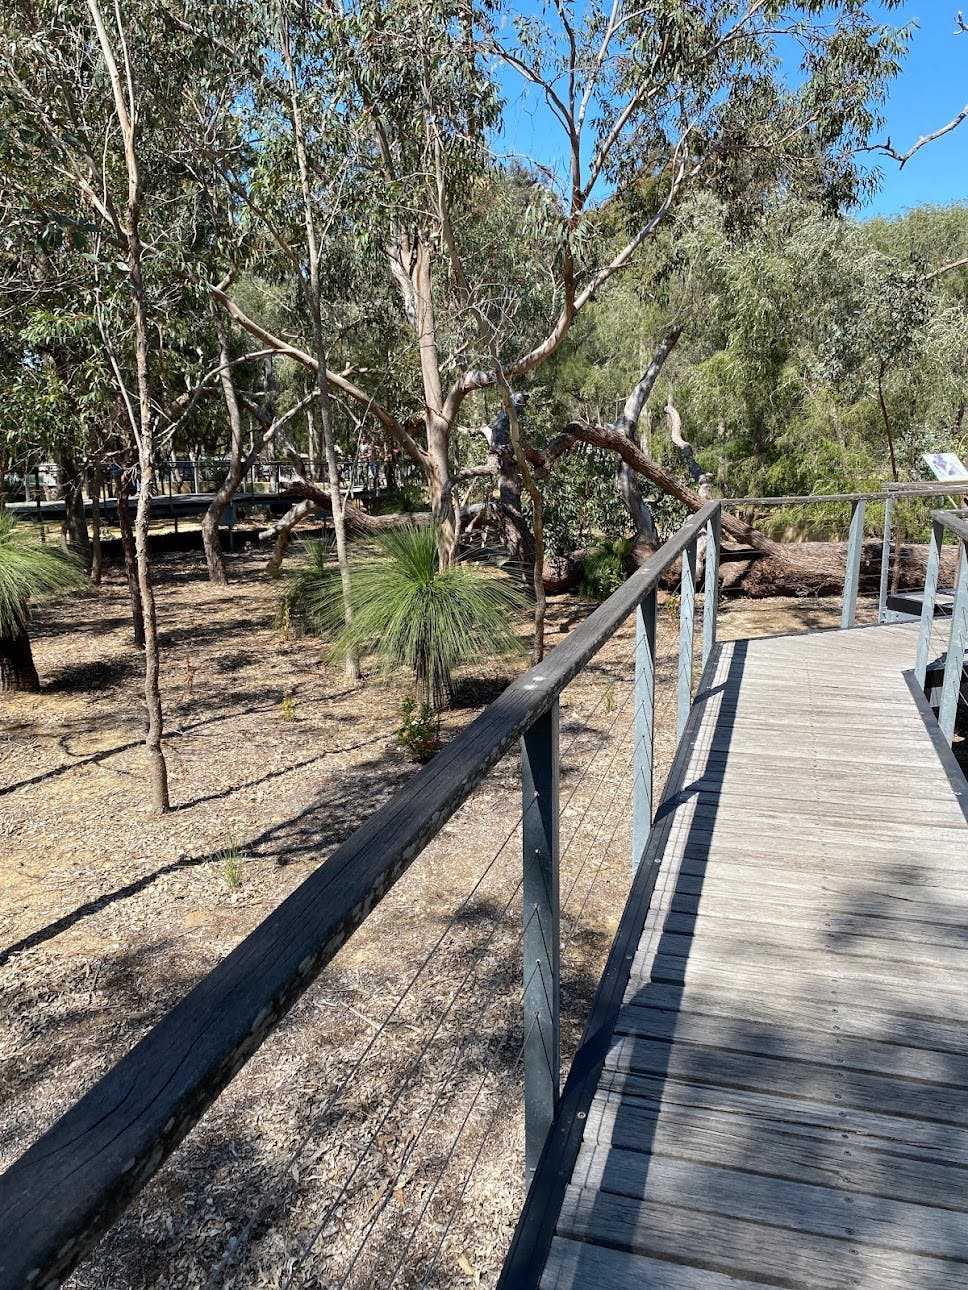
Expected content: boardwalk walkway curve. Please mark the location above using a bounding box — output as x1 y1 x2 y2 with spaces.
504 623 968 1288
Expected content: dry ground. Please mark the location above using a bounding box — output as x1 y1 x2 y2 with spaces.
0 552 942 1289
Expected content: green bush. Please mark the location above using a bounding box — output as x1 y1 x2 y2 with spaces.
278 525 526 707
396 697 441 762
578 537 635 601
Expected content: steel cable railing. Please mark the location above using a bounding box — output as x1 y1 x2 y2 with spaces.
273 651 651 1286
0 502 720 1290
206 654 649 1283
916 507 968 744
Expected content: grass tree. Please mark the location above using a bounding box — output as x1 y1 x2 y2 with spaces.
279 526 526 708
0 514 86 691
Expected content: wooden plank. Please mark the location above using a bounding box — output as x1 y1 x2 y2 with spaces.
540 1238 766 1290
631 926 967 974
682 744 962 773
654 803 968 838
564 1152 968 1256
555 1188 961 1290
600 1037 968 1125
666 830 968 868
579 1100 968 1210
587 1073 968 1166
612 1005 968 1087
655 908 968 956
663 776 964 811
638 954 968 1023
617 981 968 1056
671 844 968 878
664 884 968 931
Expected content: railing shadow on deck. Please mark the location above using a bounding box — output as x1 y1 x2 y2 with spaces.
519 646 968 1288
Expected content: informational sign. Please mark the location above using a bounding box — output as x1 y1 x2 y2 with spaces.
923 451 968 482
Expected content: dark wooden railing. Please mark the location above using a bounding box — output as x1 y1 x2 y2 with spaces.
0 503 721 1288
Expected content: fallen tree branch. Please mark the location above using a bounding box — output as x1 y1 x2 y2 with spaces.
532 420 835 574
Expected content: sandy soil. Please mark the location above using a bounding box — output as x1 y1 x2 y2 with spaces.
0 557 952 1289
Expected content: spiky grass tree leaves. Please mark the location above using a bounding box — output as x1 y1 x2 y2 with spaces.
279 527 527 708
0 512 86 691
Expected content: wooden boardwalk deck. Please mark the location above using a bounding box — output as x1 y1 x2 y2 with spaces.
539 623 968 1289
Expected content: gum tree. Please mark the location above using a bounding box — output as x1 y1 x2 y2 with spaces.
216 0 908 580
1 0 252 810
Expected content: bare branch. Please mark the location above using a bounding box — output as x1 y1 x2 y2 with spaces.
921 255 968 285
615 326 683 435
210 280 428 467
879 105 968 168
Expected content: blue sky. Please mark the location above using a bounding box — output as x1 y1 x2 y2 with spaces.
494 3 967 219
867 2 968 216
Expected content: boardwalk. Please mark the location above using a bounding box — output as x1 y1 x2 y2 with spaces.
539 623 968 1289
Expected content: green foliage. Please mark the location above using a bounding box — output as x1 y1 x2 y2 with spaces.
542 446 629 558
274 539 332 633
216 837 245 891
578 537 635 602
280 689 297 721
396 697 441 763
0 513 86 636
279 527 526 707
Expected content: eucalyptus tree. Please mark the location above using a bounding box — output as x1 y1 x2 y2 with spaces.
640 201 968 509
0 0 253 811
216 0 909 585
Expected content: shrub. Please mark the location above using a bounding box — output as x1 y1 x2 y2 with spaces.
0 513 87 691
396 697 441 762
278 525 526 707
578 537 635 601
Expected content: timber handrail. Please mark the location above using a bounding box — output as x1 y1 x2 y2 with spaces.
0 503 720 1288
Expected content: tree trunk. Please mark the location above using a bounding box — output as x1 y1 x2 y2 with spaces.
88 0 168 812
0 624 40 692
877 361 899 483
134 457 169 812
281 21 359 680
316 354 359 680
497 456 535 572
495 376 545 662
117 480 145 648
202 312 247 584
616 460 659 550
306 406 322 478
719 539 960 598
57 450 92 566
613 327 682 551
90 463 103 586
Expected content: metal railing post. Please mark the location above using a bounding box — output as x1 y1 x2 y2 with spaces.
915 518 944 689
677 539 697 740
841 498 866 628
938 539 968 745
632 588 657 872
878 495 894 623
521 701 560 1181
702 508 721 669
